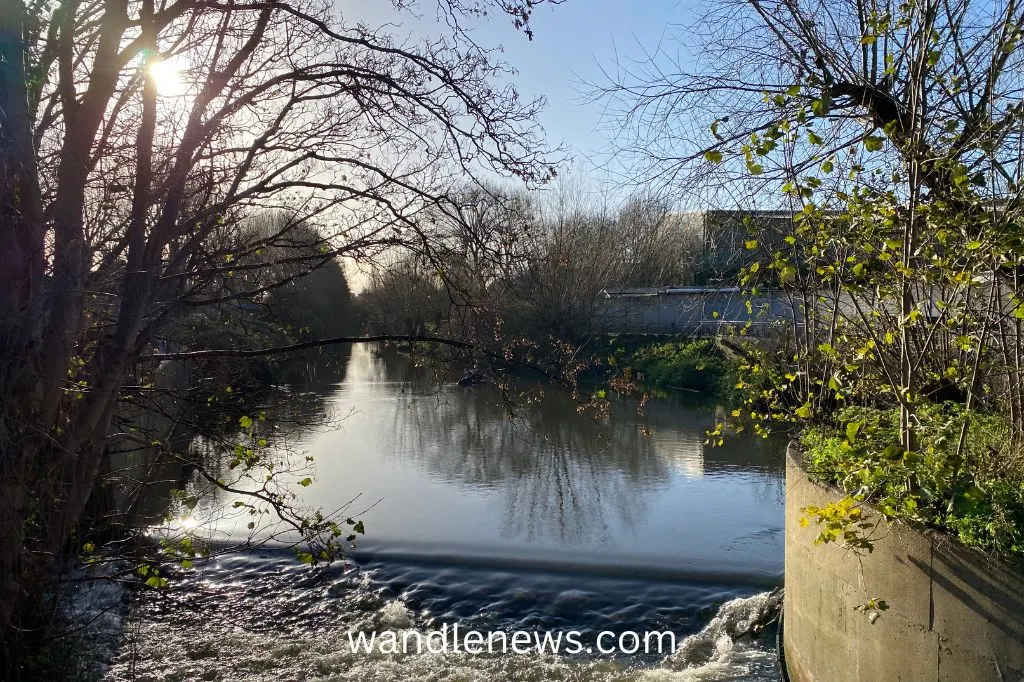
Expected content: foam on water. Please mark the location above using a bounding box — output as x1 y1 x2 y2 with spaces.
376 600 414 629
644 592 779 681
99 555 780 682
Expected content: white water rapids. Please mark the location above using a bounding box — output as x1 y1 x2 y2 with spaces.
71 556 781 682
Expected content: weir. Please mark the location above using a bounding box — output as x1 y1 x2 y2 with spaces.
783 444 1024 681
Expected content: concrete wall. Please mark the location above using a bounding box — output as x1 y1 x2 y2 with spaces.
599 289 799 336
785 445 1024 682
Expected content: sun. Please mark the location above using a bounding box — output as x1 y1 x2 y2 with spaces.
147 57 188 97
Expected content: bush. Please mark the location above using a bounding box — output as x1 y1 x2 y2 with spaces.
800 404 1024 559
628 340 737 398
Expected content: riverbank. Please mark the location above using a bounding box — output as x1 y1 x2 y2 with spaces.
385 334 742 402
587 335 740 400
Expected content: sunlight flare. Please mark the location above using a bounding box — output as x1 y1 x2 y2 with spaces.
147 57 188 97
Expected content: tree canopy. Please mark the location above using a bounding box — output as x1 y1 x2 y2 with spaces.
0 0 560 649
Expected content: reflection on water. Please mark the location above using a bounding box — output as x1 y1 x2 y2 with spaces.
204 345 785 582
380 383 672 545
105 345 786 682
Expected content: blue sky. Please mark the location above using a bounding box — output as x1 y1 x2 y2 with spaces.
467 0 694 165
344 1 698 186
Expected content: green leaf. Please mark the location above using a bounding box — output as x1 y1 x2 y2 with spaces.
239 415 253 429
864 136 885 152
298 477 313 487
353 520 365 534
704 150 723 163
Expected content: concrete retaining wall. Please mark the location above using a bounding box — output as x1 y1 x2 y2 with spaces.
784 444 1024 682
598 288 798 336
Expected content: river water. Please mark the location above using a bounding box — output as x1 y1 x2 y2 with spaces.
101 345 786 681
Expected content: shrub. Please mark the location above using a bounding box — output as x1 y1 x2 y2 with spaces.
629 340 737 398
800 404 1024 559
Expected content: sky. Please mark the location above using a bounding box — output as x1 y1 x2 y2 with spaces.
462 0 695 167
343 0 699 193
336 1 704 291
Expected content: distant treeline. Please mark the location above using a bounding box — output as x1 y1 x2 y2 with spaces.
356 184 702 345
165 212 360 388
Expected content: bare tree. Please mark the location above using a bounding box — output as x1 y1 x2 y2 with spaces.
360 254 449 336
0 0 561 645
615 196 700 286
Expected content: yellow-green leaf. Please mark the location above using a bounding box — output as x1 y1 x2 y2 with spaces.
864 136 885 152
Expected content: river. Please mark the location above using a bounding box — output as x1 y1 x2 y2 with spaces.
100 345 786 681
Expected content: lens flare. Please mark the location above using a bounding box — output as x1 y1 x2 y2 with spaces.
147 58 187 97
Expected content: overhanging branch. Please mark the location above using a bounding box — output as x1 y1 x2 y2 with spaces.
141 334 473 361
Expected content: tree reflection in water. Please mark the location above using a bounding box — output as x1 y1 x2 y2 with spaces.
354 348 784 546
